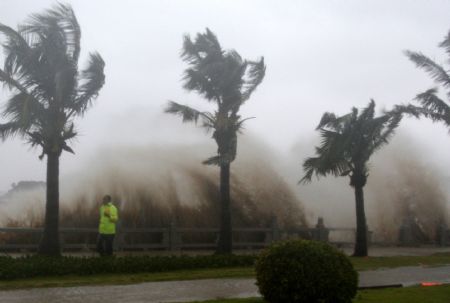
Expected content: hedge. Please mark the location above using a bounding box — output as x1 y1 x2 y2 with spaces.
256 240 358 303
0 254 257 280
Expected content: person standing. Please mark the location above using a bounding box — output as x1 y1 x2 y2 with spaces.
97 195 118 256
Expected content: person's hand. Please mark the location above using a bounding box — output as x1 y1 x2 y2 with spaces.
104 208 111 217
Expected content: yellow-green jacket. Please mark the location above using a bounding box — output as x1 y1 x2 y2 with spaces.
99 202 118 234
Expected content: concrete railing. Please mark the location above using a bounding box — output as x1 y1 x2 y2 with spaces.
0 219 382 252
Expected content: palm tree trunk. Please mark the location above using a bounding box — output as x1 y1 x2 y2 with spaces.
216 163 232 254
353 185 368 257
38 152 61 256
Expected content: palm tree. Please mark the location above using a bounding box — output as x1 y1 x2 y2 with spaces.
0 3 105 256
300 100 401 256
165 28 265 254
398 30 450 126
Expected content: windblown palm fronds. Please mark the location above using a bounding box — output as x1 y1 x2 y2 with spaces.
165 28 265 253
397 30 450 127
0 3 105 255
301 100 402 256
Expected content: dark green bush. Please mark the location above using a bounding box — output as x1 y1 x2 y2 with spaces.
255 240 357 303
0 254 256 280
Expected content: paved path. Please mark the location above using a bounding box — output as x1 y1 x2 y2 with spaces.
0 265 449 303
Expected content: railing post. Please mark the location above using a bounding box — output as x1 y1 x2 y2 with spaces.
271 216 280 242
437 222 448 246
313 217 329 242
116 232 125 252
367 225 372 247
163 226 170 250
114 223 125 251
59 232 65 252
446 229 449 247
169 221 180 251
265 216 280 244
398 218 415 246
82 232 90 252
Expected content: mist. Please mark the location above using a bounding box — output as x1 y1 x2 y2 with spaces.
0 1 450 243
2 0 450 192
291 129 449 242
1 109 448 244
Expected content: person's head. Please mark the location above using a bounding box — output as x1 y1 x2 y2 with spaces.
102 195 112 204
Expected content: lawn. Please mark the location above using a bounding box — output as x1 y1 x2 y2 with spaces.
183 285 450 303
0 267 254 290
350 253 450 271
0 253 449 290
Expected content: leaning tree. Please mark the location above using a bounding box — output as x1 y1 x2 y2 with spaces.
398 30 450 128
300 100 402 256
0 3 105 255
165 28 265 254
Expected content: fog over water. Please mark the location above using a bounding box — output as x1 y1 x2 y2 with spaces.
0 1 449 235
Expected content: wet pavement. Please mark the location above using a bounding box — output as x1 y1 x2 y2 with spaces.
0 265 449 303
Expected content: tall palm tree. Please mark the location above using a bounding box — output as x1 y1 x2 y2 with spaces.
398 30 450 126
300 101 401 256
165 28 265 254
0 3 105 256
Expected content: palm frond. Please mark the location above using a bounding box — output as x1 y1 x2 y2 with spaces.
360 99 376 121
2 91 43 131
393 103 424 119
165 101 202 123
202 153 235 166
0 23 32 76
61 123 77 141
181 28 222 65
235 116 255 132
165 101 215 127
171 28 265 167
26 131 45 148
405 51 450 89
61 141 75 154
439 29 450 58
367 112 402 157
202 155 222 166
0 68 30 95
0 3 104 158
71 52 105 116
21 3 80 62
317 112 337 130
0 122 22 139
302 100 399 185
415 88 450 116
182 68 219 102
300 155 350 184
241 57 266 101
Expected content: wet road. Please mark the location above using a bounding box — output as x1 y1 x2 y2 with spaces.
0 265 449 303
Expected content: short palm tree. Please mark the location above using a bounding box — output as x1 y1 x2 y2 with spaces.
165 28 265 254
398 30 450 126
300 100 401 256
0 3 105 255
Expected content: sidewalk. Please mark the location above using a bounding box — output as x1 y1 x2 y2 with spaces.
0 265 449 303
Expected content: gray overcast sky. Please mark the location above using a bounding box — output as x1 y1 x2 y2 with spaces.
1 0 450 192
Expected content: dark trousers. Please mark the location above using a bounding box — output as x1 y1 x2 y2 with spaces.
97 234 115 256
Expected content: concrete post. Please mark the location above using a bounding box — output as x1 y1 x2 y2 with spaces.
169 221 180 251
270 216 280 243
313 217 329 242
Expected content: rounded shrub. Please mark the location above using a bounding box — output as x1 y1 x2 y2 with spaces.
255 240 357 303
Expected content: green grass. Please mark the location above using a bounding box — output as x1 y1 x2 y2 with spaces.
350 253 450 271
183 285 450 303
0 253 448 290
0 267 255 290
354 285 450 302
